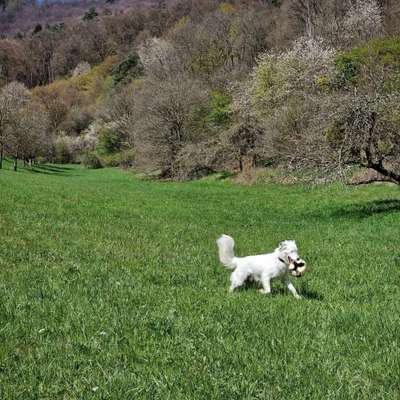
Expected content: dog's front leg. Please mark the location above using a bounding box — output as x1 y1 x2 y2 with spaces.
259 275 271 294
283 276 301 299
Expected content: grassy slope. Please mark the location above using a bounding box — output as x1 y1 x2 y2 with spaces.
0 162 399 399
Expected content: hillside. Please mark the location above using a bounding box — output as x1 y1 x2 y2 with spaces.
0 0 156 36
1 0 400 184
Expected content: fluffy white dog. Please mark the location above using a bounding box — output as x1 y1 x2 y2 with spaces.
216 235 306 299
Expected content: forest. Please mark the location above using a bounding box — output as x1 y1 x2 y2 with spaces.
1 0 400 183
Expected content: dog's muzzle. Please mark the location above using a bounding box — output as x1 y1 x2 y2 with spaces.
288 259 306 277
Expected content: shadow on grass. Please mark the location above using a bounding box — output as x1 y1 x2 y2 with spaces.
333 199 400 219
307 199 400 221
36 164 74 172
27 164 76 176
238 279 323 300
216 171 236 180
300 288 323 301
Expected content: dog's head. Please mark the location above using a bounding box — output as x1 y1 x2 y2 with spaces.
278 240 307 278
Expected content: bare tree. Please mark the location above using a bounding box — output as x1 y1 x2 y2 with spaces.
99 84 138 148
133 77 208 177
321 90 400 183
1 82 49 171
138 37 184 80
0 82 29 169
289 0 383 48
19 100 50 167
341 0 383 46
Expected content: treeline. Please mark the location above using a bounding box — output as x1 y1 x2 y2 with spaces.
1 0 400 182
0 0 154 36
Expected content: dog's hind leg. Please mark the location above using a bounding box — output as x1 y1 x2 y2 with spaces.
229 269 248 292
259 274 271 294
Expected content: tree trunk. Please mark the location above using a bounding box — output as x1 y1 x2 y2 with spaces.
367 162 400 184
364 111 400 184
0 148 3 170
13 157 17 172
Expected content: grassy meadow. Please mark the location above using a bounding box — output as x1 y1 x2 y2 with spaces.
0 162 399 399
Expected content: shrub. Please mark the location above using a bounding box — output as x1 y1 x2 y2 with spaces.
111 52 143 85
250 37 335 114
99 149 135 168
81 152 103 169
54 141 72 164
204 91 232 127
35 156 47 165
97 128 122 155
335 37 400 88
118 149 135 168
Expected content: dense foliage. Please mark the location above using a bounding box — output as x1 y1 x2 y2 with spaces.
1 0 400 182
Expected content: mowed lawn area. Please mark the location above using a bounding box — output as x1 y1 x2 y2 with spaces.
0 163 399 399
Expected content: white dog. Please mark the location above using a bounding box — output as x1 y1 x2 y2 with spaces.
216 235 306 299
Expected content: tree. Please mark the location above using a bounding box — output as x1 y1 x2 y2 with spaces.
289 0 383 48
0 38 28 86
0 82 29 170
32 24 43 35
111 52 143 85
0 82 49 171
32 81 86 134
17 100 50 167
83 7 99 22
247 36 335 116
133 77 208 177
341 0 383 47
138 37 183 80
246 34 400 183
99 84 138 147
26 27 60 86
0 82 29 169
72 61 91 77
306 38 400 183
320 90 400 183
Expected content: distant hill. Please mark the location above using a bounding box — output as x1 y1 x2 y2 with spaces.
0 0 157 36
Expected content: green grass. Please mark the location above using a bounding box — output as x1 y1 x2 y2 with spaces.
1 161 400 399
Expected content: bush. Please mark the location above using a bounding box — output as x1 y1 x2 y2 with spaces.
204 91 232 127
81 152 103 169
54 141 72 164
98 149 135 168
111 52 143 85
59 110 93 136
335 37 400 87
118 149 135 168
97 128 122 155
35 156 48 165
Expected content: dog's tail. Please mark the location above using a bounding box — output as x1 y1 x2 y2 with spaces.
216 234 237 269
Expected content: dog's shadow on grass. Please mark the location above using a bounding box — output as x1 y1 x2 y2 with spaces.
240 280 323 301
271 287 323 301
299 288 323 301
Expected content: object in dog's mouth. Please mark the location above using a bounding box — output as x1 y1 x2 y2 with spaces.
288 259 307 277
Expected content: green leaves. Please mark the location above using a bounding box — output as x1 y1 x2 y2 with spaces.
204 91 233 127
